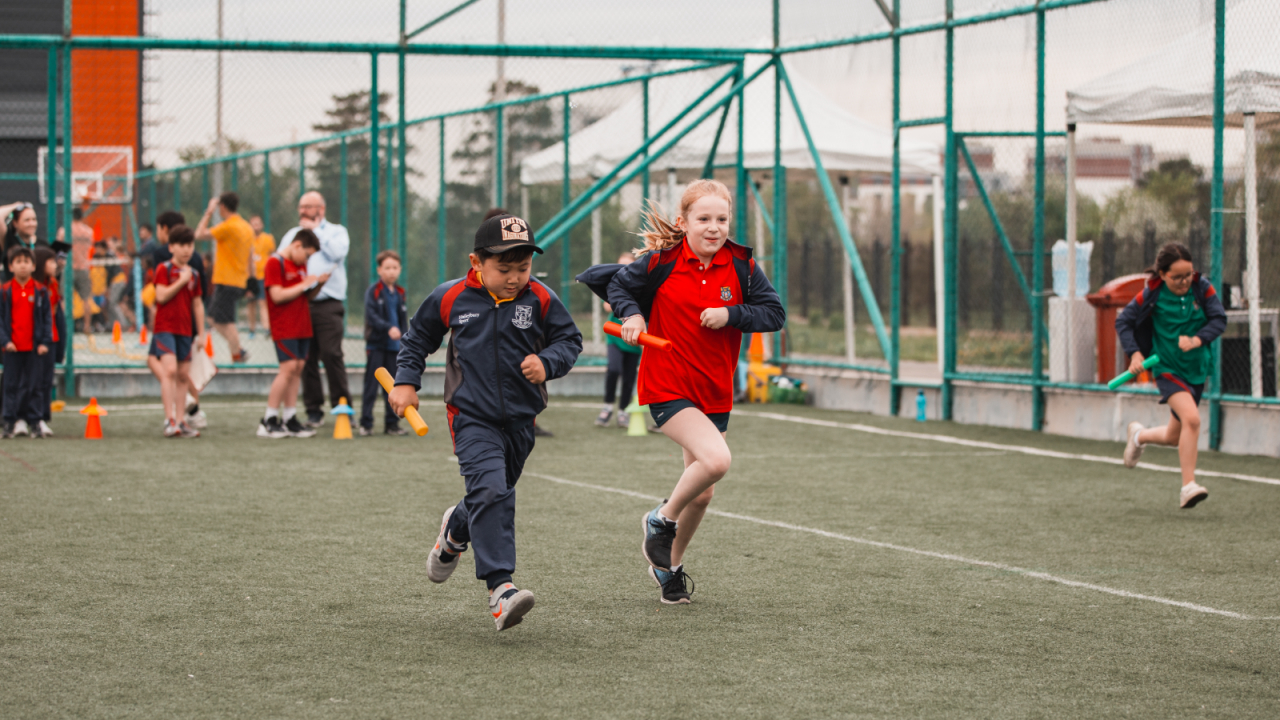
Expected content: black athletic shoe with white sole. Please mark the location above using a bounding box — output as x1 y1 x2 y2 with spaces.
649 564 694 604
642 501 677 571
285 416 316 438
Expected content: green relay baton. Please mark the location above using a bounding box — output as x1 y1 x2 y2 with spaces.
1107 354 1160 390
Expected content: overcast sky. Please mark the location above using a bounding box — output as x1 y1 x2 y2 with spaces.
141 0 1250 184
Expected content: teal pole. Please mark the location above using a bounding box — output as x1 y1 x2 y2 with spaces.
262 152 271 233
45 47 57 242
889 0 902 415
149 175 157 228
230 159 238 192
942 0 956 419
397 48 407 263
959 139 1032 302
202 165 209 206
495 105 505 208
771 0 786 359
1208 0 1225 449
371 52 381 276
438 117 447 285
385 128 395 257
298 145 305 195
339 139 348 228
1031 6 1046 431
173 169 180 211
61 42 74 399
642 79 650 202
735 64 746 243
561 94 571 304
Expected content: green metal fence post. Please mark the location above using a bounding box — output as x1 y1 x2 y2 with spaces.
1030 6 1046 431
61 41 74 399
371 52 381 274
942 0 956 420
1208 0 1225 449
149 175 157 228
398 50 407 262
298 145 306 196
173 169 180 211
45 47 57 242
495 105 505 208
772 0 784 359
230 158 238 192
735 64 746 244
889 0 902 416
561 95 571 306
202 165 209 206
338 139 348 228
262 152 271 234
438 117 447 285
642 79 650 202
385 128 395 257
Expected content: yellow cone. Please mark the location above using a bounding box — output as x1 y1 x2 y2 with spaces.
331 397 355 440
624 400 649 437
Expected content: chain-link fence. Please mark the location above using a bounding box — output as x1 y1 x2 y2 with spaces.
2 0 1275 429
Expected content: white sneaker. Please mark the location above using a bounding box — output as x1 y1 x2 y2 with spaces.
488 583 535 631
1180 481 1209 509
184 408 208 429
426 505 466 584
164 420 181 438
12 419 29 437
1123 421 1145 468
37 420 53 437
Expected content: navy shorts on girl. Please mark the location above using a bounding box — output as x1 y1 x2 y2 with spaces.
1156 372 1203 420
148 333 193 362
274 337 311 362
649 398 729 432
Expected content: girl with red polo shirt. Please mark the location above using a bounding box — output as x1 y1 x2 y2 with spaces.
597 179 785 604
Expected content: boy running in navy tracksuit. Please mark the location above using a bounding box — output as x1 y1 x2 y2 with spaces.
578 179 786 604
1 247 52 438
389 214 583 631
361 250 408 436
1117 242 1226 509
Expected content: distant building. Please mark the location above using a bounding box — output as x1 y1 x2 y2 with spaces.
0 0 144 244
1040 137 1161 202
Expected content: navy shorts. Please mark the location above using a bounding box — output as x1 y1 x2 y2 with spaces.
1156 373 1203 420
149 332 193 362
274 337 311 363
649 398 730 433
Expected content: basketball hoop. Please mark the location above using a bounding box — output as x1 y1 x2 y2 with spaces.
38 146 134 205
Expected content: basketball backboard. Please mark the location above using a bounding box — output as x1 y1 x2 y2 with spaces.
38 146 134 205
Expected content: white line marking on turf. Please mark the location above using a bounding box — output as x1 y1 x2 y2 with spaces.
733 410 1280 487
526 472 1279 621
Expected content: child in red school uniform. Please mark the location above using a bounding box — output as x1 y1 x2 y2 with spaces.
32 246 66 437
146 225 205 438
578 179 786 604
257 229 326 439
1 247 52 438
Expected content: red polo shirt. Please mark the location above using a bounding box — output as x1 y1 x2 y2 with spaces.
263 254 313 340
637 239 745 414
6 278 38 351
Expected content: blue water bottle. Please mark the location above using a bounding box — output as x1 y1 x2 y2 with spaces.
915 390 927 422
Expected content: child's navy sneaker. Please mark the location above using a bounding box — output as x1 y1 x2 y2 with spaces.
642 501 677 571
649 564 694 605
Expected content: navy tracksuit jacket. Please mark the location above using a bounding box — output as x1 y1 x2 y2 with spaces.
395 269 583 588
1 280 53 424
362 281 408 430
1114 273 1226 359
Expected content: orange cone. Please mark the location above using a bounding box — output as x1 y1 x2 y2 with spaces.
80 397 108 439
112 321 122 344
140 325 148 345
205 334 215 358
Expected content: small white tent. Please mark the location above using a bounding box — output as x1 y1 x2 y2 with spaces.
1066 0 1280 397
520 63 939 185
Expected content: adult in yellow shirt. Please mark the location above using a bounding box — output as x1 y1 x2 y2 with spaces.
195 191 254 362
246 215 275 337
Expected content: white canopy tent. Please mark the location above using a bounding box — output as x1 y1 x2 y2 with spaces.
522 62 940 364
1066 0 1280 397
521 64 940 185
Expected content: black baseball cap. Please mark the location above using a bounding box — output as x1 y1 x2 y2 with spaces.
474 214 543 255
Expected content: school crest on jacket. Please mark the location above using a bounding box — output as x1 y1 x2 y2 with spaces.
512 305 533 329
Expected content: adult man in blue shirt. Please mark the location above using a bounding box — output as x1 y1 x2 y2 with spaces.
279 191 350 428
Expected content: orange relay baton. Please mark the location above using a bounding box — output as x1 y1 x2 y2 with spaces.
602 321 673 352
373 367 429 436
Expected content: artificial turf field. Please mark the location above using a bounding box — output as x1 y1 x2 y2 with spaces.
2 397 1279 718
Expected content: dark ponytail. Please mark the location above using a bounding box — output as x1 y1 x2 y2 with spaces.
1146 242 1193 277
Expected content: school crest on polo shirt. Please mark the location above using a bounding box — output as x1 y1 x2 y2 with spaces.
512 304 533 329
720 286 733 302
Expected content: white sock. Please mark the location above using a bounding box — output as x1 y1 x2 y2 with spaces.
602 403 613 413
265 407 279 420
282 407 297 421
657 510 677 526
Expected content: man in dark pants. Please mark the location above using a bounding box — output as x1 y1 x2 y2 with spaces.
278 191 351 428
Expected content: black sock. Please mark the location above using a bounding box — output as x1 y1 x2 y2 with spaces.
438 549 457 563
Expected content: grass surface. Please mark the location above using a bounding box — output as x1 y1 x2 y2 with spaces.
3 398 1279 718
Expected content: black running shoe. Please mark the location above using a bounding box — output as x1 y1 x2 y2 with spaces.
285 416 316 438
649 565 694 604
642 502 677 571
